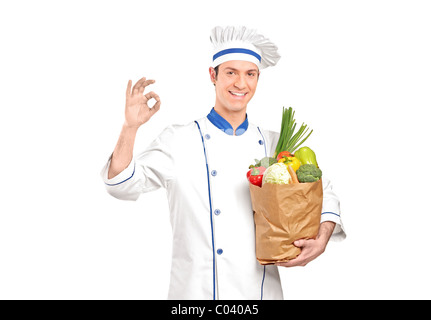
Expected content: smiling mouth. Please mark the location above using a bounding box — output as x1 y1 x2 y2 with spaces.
229 91 247 97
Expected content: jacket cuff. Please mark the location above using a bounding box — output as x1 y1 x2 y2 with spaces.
101 155 135 186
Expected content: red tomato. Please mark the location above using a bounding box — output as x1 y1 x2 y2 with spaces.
247 166 266 187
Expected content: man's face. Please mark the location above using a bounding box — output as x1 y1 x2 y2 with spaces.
210 60 260 113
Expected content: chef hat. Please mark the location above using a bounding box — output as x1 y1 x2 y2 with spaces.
210 26 280 69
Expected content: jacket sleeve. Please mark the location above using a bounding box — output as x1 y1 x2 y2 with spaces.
321 177 346 241
100 126 175 201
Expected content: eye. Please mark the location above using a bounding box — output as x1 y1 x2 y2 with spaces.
248 72 256 77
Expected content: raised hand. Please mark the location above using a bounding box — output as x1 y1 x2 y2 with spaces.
124 77 161 129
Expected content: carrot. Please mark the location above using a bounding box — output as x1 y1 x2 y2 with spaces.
287 165 299 184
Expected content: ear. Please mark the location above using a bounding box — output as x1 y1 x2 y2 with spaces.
209 67 217 85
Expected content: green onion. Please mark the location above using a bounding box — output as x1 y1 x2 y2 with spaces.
274 107 313 156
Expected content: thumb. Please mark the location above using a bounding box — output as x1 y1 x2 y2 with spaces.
293 239 306 248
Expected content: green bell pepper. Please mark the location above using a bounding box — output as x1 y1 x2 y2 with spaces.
294 146 319 168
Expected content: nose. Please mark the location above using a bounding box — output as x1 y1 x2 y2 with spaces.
234 74 247 89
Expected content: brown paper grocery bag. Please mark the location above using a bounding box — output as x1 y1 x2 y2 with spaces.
249 179 323 265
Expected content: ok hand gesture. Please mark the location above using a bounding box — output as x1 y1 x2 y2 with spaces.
124 77 161 129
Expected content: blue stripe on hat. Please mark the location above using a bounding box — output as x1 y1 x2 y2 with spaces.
213 48 261 62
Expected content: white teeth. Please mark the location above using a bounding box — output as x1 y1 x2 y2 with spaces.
230 92 246 96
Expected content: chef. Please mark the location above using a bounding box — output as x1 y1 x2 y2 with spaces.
101 26 346 300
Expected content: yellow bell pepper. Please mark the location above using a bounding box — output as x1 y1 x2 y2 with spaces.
278 156 301 172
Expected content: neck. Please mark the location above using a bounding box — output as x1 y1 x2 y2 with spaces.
213 105 247 134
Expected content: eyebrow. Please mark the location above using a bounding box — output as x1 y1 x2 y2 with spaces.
224 67 259 73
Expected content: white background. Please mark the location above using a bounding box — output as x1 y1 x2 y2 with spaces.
1 0 430 300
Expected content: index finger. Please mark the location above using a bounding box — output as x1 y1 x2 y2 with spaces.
144 91 161 103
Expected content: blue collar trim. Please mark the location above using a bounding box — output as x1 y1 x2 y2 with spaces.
207 108 249 136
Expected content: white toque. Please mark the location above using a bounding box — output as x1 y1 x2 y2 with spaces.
210 26 281 69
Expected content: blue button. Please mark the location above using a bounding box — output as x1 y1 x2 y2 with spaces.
217 248 223 255
205 134 211 140
214 209 221 215
258 140 264 145
211 170 217 176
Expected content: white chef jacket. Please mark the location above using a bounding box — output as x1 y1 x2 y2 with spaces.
101 108 345 300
